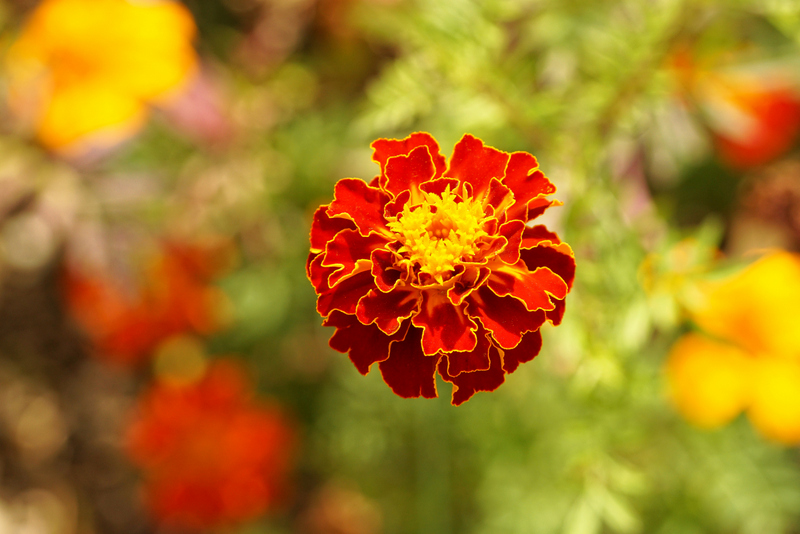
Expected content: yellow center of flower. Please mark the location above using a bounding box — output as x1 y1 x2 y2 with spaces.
388 187 488 284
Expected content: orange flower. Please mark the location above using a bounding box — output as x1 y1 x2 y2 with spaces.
64 241 230 366
307 133 575 405
126 360 295 530
671 48 800 168
5 0 197 151
665 252 800 444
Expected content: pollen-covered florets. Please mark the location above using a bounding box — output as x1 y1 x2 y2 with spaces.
388 185 490 285
307 132 575 405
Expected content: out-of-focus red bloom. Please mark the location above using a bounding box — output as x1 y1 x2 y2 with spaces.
64 241 231 366
671 47 800 168
307 133 575 405
126 360 295 530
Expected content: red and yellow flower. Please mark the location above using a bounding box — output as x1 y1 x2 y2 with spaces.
307 133 575 405
666 251 800 444
126 360 296 530
5 0 198 152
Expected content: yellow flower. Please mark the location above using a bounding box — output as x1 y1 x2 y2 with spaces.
5 0 198 151
692 252 800 358
666 333 752 429
665 252 800 444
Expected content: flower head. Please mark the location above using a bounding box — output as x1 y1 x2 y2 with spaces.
671 47 800 168
126 360 296 530
307 133 575 405
666 251 800 444
5 0 197 151
64 241 231 366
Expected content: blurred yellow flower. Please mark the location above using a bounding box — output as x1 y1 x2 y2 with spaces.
666 252 800 445
5 0 198 151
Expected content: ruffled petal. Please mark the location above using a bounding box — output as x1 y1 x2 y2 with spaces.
496 220 525 265
378 327 439 399
316 270 374 317
527 198 562 221
520 225 561 249
322 229 388 286
413 290 478 355
306 253 337 294
502 329 542 374
466 286 546 349
371 248 403 292
420 177 461 197
327 178 391 237
372 132 446 181
445 134 510 198
482 178 514 217
383 145 437 199
446 266 491 306
356 287 420 335
326 311 401 374
487 263 568 312
520 242 576 291
502 152 556 221
439 344 505 406
441 323 492 376
310 205 356 253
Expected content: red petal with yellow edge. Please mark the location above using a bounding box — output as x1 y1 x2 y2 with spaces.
310 206 356 253
322 229 388 286
371 249 402 292
482 178 514 217
439 344 505 406
503 152 555 221
442 324 492 376
316 270 374 317
326 311 403 374
356 287 420 335
372 132 446 180
503 329 542 373
546 299 566 326
379 327 439 399
383 145 437 198
447 266 491 306
527 198 561 221
497 220 525 264
445 135 510 197
307 253 337 294
413 290 478 355
419 177 461 197
520 243 576 290
487 263 567 312
520 225 561 249
327 178 391 237
466 286 546 349
384 190 410 219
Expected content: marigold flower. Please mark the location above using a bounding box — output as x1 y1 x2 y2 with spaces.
671 47 800 168
665 252 800 444
64 241 230 366
5 0 197 151
307 133 575 405
126 360 295 529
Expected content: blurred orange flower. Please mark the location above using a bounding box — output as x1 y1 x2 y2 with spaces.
64 241 231 367
666 252 800 444
5 0 197 152
307 132 575 405
672 48 800 168
126 360 295 530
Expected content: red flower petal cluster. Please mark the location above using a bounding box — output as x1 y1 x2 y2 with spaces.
307 133 575 405
64 240 231 366
126 360 295 530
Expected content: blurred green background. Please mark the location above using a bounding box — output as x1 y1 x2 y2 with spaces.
2 0 800 533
